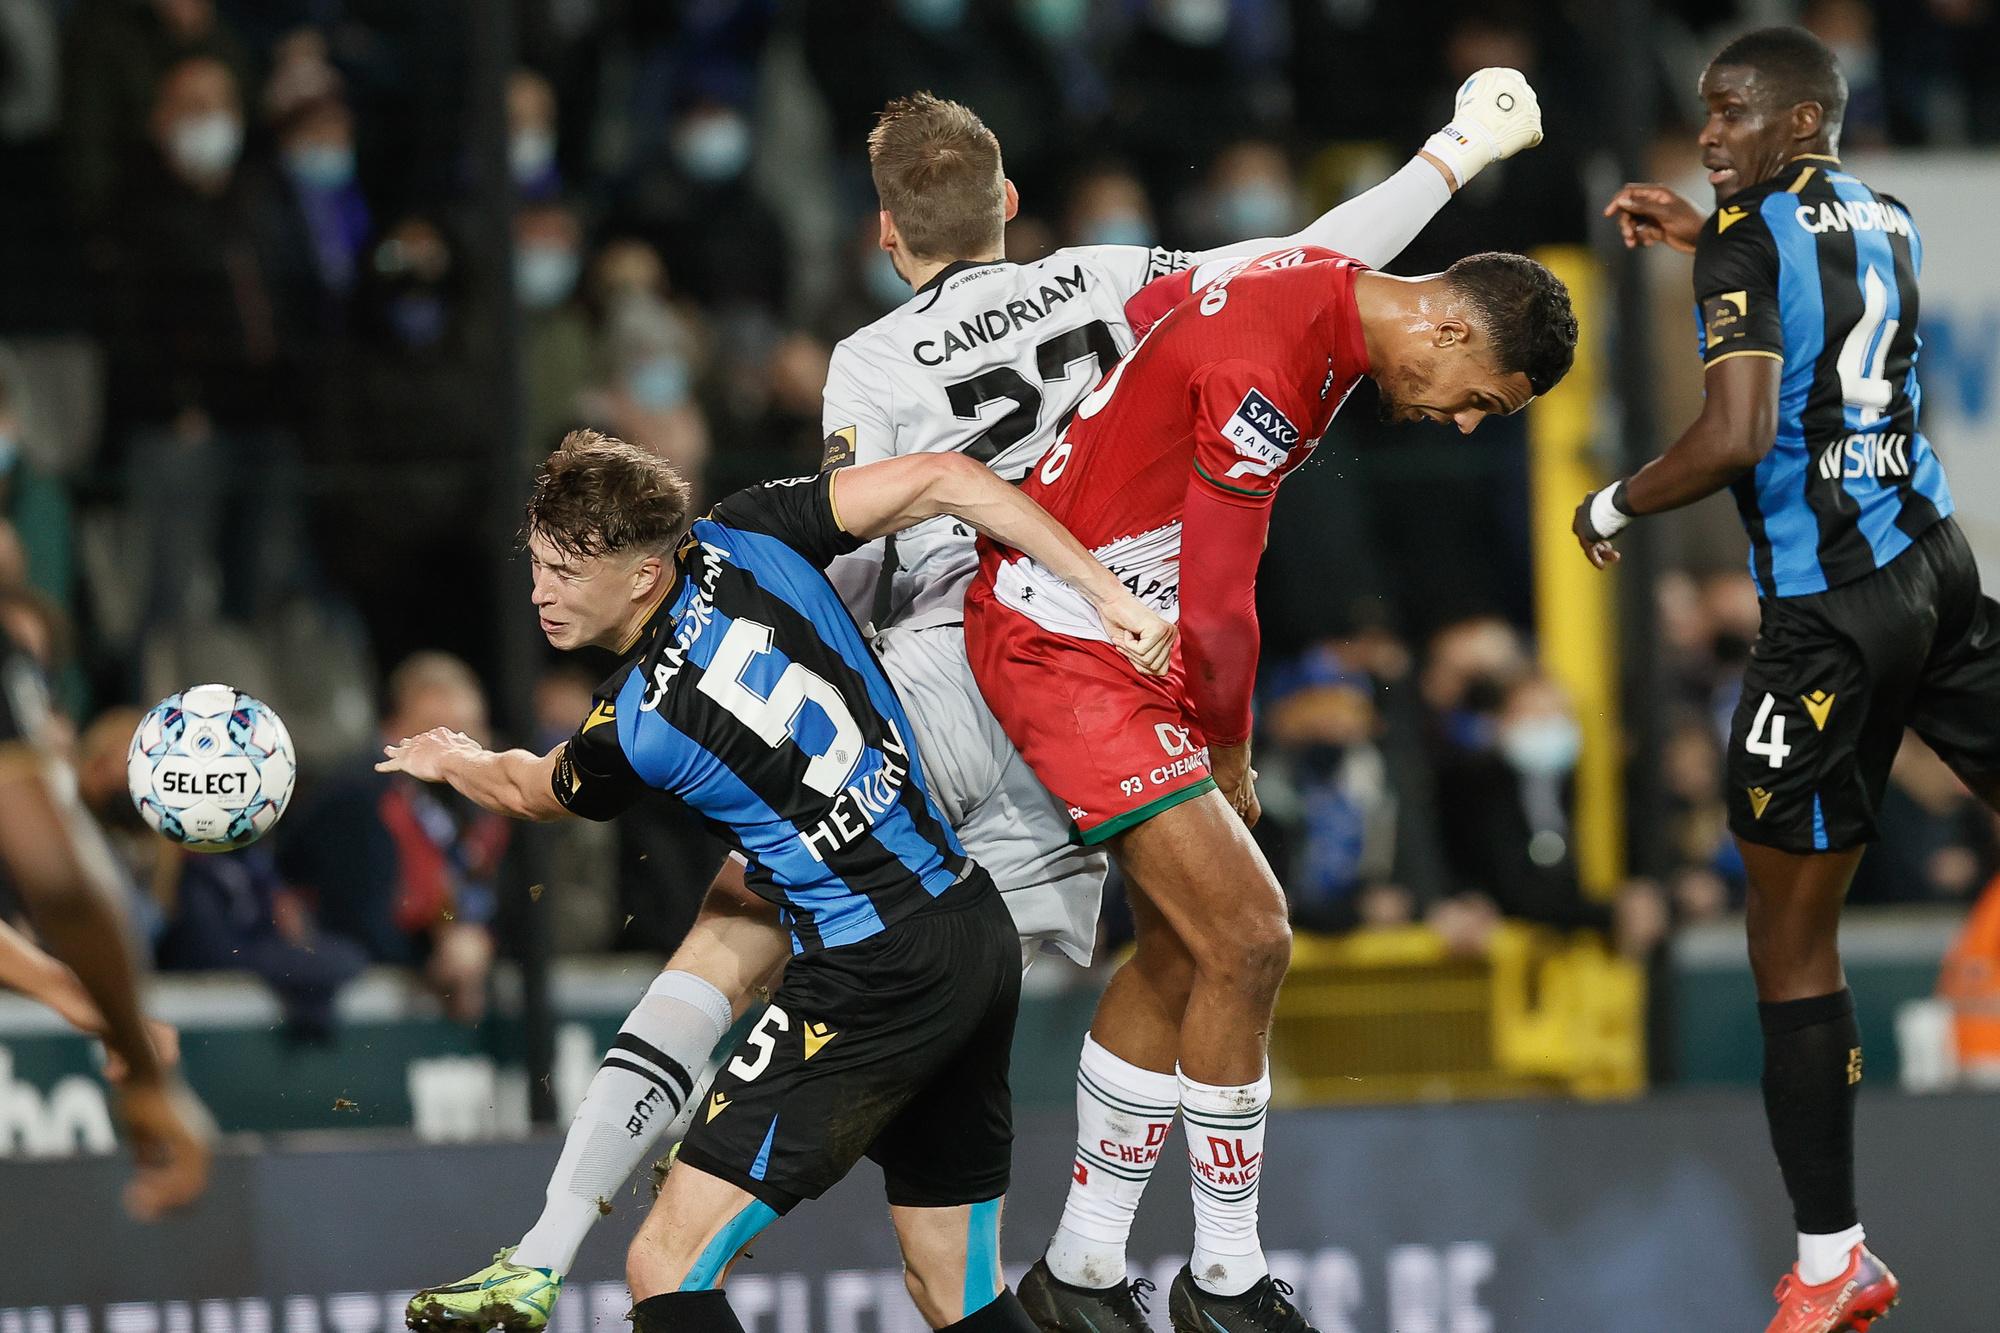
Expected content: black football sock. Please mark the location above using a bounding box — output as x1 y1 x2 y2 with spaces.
1758 987 1862 1234
935 1290 1040 1332
631 1291 745 1333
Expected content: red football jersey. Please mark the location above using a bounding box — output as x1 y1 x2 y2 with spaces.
980 247 1370 635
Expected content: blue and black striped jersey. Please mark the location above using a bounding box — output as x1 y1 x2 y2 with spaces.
1692 153 1953 598
551 472 974 953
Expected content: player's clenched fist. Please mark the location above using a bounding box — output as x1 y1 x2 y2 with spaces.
1209 740 1260 829
1423 68 1544 190
1602 182 1704 253
1099 592 1176 678
1571 482 1633 569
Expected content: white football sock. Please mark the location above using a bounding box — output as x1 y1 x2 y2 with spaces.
1181 1064 1271 1297
1798 1223 1866 1286
511 970 732 1274
1044 1034 1181 1290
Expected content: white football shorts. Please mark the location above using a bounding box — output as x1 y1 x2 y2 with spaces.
873 621 1107 965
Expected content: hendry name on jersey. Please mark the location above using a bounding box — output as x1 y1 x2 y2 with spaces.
798 718 913 862
912 264 1093 366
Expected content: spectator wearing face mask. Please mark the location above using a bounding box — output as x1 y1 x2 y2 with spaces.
268 55 371 313
508 68 562 201
615 92 790 313
1061 162 1158 248
323 216 496 666
514 199 591 451
61 0 255 231
1419 613 1531 762
573 237 710 484
1436 671 1607 932
101 54 320 644
1187 139 1299 251
104 54 319 440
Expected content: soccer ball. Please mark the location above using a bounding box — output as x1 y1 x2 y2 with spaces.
127 684 297 852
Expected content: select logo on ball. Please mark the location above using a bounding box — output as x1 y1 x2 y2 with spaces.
128 684 296 853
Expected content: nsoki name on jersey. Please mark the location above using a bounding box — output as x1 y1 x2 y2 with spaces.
1818 432 1914 481
1221 389 1300 479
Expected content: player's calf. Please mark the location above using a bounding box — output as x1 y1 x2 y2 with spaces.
892 1198 1007 1327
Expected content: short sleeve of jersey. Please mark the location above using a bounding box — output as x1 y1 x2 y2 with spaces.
1071 243 1198 306
820 338 895 472
1189 361 1309 507
552 695 647 822
707 473 864 570
1692 204 1783 365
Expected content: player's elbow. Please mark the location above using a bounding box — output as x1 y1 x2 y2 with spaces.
1703 404 1777 473
914 450 988 511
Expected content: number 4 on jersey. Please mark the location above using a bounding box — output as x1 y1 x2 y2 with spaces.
1746 693 1791 768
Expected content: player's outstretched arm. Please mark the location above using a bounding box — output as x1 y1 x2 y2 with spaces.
0 912 109 1030
377 728 570 822
1572 353 1780 567
0 755 212 1218
1189 68 1543 271
831 453 1175 676
0 915 179 1069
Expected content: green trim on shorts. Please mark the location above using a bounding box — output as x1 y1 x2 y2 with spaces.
1078 776 1218 845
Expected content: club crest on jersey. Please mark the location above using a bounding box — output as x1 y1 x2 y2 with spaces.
1222 389 1298 479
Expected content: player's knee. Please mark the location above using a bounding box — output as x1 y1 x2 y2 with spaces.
1744 897 1841 995
624 1233 686 1303
1192 910 1291 996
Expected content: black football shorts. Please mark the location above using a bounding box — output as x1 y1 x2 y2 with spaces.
1727 518 2000 853
675 872 1020 1213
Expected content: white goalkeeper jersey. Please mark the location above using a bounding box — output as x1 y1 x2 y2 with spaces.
821 244 1195 631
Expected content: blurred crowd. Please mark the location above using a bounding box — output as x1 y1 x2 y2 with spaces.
1245 585 2000 965
0 0 1997 1033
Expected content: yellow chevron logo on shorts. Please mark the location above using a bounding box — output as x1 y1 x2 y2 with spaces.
706 1092 731 1122
1801 690 1835 731
1748 787 1774 819
803 1022 837 1060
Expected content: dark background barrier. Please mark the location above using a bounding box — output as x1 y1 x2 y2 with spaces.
4 1090 1997 1331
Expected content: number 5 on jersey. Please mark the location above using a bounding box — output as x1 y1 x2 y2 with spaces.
699 618 863 796
728 1005 790 1082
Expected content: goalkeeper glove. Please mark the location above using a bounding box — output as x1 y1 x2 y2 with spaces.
1424 67 1544 190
